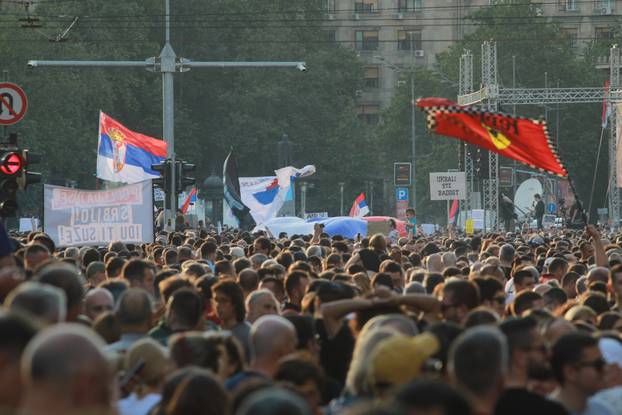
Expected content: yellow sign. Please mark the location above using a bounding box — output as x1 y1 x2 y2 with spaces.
465 218 474 235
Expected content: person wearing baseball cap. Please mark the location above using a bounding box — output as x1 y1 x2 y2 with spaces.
367 332 440 398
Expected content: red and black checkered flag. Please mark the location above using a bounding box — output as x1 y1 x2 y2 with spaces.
417 98 568 177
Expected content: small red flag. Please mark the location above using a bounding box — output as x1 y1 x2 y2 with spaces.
417 98 568 177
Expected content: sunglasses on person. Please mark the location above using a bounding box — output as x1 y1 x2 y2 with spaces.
576 357 607 372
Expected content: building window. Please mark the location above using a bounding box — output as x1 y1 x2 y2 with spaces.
397 30 422 51
324 0 336 12
595 27 614 43
364 67 379 88
558 0 577 11
398 0 423 12
560 27 578 49
355 30 379 50
355 0 379 13
324 30 336 42
357 104 380 125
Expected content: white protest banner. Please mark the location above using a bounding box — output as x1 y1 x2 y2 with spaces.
429 172 466 201
44 181 153 247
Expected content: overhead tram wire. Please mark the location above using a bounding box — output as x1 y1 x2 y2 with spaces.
0 36 614 44
0 0 615 15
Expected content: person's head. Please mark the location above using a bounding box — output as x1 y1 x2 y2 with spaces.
379 260 405 290
165 288 203 332
125 338 169 396
250 315 297 368
274 355 324 413
561 271 580 299
212 280 246 324
115 288 153 334
548 258 568 280
24 243 50 272
513 268 536 294
499 317 548 380
609 264 622 299
259 277 286 304
83 288 114 321
551 332 606 395
5 281 66 325
246 289 279 324
122 259 156 296
35 264 84 322
499 244 515 267
0 312 38 410
105 257 126 279
169 331 234 380
158 367 229 415
406 208 416 219
84 261 106 288
542 287 567 312
285 271 310 305
534 194 541 201
235 387 311 415
285 315 319 356
441 279 480 324
20 324 113 414
367 333 440 398
393 379 472 415
199 241 218 262
238 268 259 297
253 237 272 256
448 326 508 401
473 278 505 317
587 266 609 285
511 291 543 317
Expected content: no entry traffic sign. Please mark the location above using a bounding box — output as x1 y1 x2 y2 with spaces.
0 83 28 125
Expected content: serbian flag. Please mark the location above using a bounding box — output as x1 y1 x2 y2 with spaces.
417 98 568 177
181 188 198 214
349 193 370 218
97 111 167 183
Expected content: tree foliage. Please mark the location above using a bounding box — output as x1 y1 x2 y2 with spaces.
379 0 611 221
0 0 369 216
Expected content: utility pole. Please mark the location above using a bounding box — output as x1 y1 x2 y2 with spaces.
410 32 417 214
27 0 306 227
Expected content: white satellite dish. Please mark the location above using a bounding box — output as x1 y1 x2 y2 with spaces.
514 178 543 220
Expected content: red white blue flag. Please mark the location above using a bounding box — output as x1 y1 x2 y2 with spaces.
349 193 370 218
181 188 198 214
97 111 167 183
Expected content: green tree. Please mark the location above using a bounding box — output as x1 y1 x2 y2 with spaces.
379 0 608 222
0 0 369 217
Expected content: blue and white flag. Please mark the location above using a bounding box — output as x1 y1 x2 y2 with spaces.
240 165 315 225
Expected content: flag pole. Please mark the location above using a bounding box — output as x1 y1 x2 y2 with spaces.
586 126 607 222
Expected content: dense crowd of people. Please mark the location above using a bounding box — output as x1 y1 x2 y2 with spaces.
2 221 622 415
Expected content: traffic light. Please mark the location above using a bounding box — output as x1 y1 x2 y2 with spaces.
18 149 42 190
176 160 196 193
0 151 24 216
152 159 172 189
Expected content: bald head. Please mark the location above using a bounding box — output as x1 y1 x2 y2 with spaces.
84 288 114 321
250 315 296 362
21 324 113 413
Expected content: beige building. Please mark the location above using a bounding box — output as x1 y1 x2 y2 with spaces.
324 0 619 124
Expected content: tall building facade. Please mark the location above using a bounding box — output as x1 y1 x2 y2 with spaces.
324 0 619 125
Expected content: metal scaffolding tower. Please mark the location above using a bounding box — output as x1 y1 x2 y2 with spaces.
459 50 474 218
457 42 622 227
